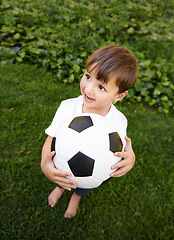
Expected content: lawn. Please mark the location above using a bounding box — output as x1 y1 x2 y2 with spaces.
0 63 173 240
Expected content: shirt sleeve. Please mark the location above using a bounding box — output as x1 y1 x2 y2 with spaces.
119 115 127 137
45 101 67 137
106 104 127 137
45 97 81 137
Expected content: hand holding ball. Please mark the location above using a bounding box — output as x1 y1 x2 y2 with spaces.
52 114 125 189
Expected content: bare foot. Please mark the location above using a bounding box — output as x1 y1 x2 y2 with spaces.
48 187 65 208
64 192 81 218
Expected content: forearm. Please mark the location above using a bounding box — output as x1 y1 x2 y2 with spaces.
41 136 53 165
41 135 77 190
41 136 54 178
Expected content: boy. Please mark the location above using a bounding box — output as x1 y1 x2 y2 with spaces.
41 44 138 218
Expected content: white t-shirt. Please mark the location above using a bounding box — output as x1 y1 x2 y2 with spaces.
45 95 127 137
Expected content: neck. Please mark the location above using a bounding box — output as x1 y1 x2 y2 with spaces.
82 104 111 117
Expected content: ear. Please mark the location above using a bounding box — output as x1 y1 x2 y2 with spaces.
114 91 128 102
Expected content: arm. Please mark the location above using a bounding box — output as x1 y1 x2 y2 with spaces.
110 136 135 177
41 136 77 190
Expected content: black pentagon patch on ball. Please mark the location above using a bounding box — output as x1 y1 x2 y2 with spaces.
51 137 56 152
68 116 93 133
109 132 123 153
68 151 95 177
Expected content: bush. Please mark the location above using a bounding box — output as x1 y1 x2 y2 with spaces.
0 0 173 113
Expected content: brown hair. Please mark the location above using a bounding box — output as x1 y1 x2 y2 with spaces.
86 45 139 93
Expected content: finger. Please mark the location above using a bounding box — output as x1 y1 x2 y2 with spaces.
62 183 77 190
110 167 128 177
111 172 124 178
53 174 76 184
51 168 77 185
125 136 131 142
114 152 127 158
54 180 77 190
52 171 77 186
111 157 128 170
55 169 72 177
124 136 132 152
50 151 56 158
51 150 56 155
53 183 72 191
53 176 77 188
57 184 72 191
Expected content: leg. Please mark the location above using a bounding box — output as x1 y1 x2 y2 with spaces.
48 186 65 208
64 192 81 218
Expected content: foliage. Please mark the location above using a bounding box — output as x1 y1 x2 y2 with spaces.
0 0 174 113
0 63 174 240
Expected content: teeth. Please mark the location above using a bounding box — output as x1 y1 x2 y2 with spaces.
86 95 94 101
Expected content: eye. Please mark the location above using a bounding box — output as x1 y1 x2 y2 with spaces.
98 84 106 91
85 74 91 81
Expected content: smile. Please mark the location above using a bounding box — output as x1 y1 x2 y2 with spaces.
85 94 95 102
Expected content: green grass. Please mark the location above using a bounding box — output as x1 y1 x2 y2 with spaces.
0 63 174 240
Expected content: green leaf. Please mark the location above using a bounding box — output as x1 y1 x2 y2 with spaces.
127 27 134 34
28 48 42 55
160 96 168 101
72 64 80 73
68 74 74 83
149 99 156 106
57 59 63 65
50 50 57 57
134 79 143 91
140 60 151 67
141 88 148 96
162 81 170 87
80 52 87 57
145 69 156 78
153 88 161 96
16 57 23 62
13 33 21 40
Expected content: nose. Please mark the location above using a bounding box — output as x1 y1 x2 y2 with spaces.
85 80 94 93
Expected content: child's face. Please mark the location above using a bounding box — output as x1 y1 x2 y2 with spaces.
80 67 121 116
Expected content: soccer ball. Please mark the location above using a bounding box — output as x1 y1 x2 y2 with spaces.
52 113 125 189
